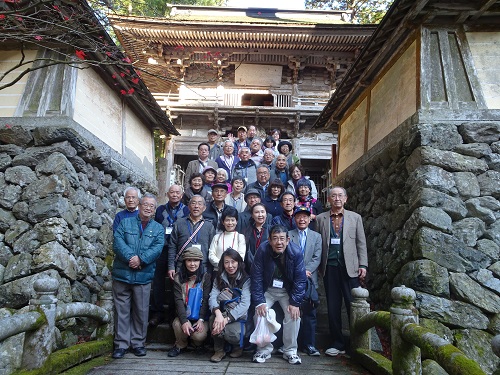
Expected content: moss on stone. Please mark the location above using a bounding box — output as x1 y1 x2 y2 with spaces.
11 336 112 375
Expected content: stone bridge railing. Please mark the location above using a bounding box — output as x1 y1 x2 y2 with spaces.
351 286 499 375
0 277 113 375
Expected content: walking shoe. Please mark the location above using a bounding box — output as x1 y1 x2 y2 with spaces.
168 346 183 357
112 348 127 359
210 350 226 363
283 353 302 364
303 345 320 356
229 346 244 358
132 346 147 356
277 346 284 354
325 347 346 357
253 352 271 363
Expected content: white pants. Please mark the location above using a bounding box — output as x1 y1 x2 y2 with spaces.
257 287 300 356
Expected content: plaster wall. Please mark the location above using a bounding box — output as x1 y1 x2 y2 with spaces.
124 106 155 179
0 50 37 117
368 41 417 149
467 31 500 109
73 68 123 153
338 97 367 173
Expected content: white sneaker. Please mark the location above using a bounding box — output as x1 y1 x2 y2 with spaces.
325 347 346 357
277 346 284 354
283 353 302 364
253 352 271 363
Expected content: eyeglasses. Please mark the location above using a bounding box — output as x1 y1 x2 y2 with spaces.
141 203 155 209
190 201 204 207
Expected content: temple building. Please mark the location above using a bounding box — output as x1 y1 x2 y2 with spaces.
109 5 376 199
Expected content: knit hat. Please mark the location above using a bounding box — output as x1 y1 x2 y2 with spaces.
278 140 293 153
202 166 216 175
296 178 312 189
182 247 204 261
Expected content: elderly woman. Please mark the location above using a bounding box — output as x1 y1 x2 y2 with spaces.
169 247 211 357
295 178 323 228
209 248 251 362
286 164 318 199
278 140 300 167
182 173 212 205
215 168 232 192
261 147 276 168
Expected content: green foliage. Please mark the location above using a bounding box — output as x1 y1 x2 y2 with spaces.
305 0 394 24
109 0 226 17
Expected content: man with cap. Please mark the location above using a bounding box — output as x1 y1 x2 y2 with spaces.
112 193 164 359
289 207 322 356
232 126 250 156
246 165 271 200
149 184 187 327
278 140 300 167
271 192 297 231
207 129 222 161
232 146 258 186
236 188 272 233
203 183 230 231
167 195 215 279
184 142 218 189
251 224 307 365
216 140 240 180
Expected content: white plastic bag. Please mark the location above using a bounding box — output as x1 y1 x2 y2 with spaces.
249 313 277 346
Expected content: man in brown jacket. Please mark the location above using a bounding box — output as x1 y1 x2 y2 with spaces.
315 186 368 357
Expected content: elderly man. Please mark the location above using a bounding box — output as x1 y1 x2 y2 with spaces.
215 140 239 180
232 146 258 186
247 125 261 144
271 192 297 231
203 183 230 231
315 187 368 357
113 187 141 232
251 224 307 365
112 193 164 359
246 165 270 200
250 138 264 166
184 143 218 189
207 129 222 161
167 195 215 279
269 154 289 186
149 184 187 327
289 207 322 356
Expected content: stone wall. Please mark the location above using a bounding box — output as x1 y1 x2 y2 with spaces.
335 113 500 374
0 124 157 344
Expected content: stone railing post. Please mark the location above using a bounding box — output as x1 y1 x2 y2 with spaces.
97 281 114 338
22 277 59 370
350 287 371 351
493 335 500 375
390 286 421 375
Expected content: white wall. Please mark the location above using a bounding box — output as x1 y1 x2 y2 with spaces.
124 106 154 178
467 32 500 109
0 50 37 117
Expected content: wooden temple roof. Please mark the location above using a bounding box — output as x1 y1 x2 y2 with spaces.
313 0 500 130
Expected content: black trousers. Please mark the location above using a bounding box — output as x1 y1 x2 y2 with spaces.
323 264 360 351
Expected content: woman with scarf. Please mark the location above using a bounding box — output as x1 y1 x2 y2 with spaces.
243 203 269 274
209 248 251 362
286 164 318 199
168 247 212 357
295 179 323 229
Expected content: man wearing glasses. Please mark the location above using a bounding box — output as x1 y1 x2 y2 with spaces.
112 193 164 359
315 187 368 357
112 186 141 232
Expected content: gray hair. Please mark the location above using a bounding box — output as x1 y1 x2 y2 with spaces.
216 168 228 179
263 148 275 155
239 146 250 154
124 186 142 199
168 184 184 194
329 186 347 197
189 194 206 207
140 193 157 205
223 139 234 147
251 138 262 146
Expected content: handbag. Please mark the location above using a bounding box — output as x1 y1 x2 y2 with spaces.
186 282 203 320
250 312 277 346
302 277 319 309
218 287 242 313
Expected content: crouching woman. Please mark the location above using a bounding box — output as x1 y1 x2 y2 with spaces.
169 247 211 357
209 248 251 363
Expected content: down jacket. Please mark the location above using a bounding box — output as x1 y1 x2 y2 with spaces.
112 216 164 285
250 240 306 308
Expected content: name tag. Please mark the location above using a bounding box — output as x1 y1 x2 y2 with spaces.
165 227 173 235
191 244 202 251
272 279 284 288
331 238 341 245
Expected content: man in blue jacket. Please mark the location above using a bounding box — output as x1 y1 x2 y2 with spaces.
112 193 164 359
251 224 307 365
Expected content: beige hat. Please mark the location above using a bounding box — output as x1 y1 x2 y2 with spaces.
208 129 218 135
182 247 204 261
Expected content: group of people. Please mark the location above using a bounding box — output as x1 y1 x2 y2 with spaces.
109 126 368 366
